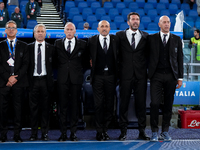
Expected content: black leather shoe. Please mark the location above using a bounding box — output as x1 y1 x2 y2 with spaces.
58 133 67 141
70 133 78 141
103 132 110 140
41 134 49 141
14 134 23 142
29 134 37 141
118 132 126 141
96 132 105 141
137 131 150 140
1 135 7 142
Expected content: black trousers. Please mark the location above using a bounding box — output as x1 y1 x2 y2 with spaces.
92 74 115 133
58 80 81 134
119 77 147 133
0 86 24 136
150 72 177 132
29 76 50 135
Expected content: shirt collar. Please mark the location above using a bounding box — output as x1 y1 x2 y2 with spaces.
36 40 45 46
65 37 75 44
7 38 16 44
99 34 110 41
128 28 139 36
160 31 170 38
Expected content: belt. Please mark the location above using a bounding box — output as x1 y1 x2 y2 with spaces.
33 75 47 80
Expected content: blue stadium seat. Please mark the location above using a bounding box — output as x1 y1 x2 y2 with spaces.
103 2 114 14
114 16 125 29
64 1 75 15
147 9 158 21
185 16 194 22
86 15 97 26
183 20 194 29
141 16 151 29
26 20 37 29
72 15 83 27
160 10 170 16
74 0 84 7
116 2 126 14
195 21 200 28
193 3 197 10
82 8 93 20
111 0 121 7
139 22 144 30
156 3 166 15
181 3 190 16
21 6 27 27
135 9 145 18
124 0 132 7
91 2 101 13
68 8 80 20
77 22 85 29
95 8 106 21
108 8 119 21
170 16 176 31
20 1 28 10
110 22 117 30
144 3 154 14
119 22 129 30
188 10 198 21
148 0 157 8
91 21 98 29
154 16 161 24
78 2 88 14
169 4 179 15
129 2 139 12
171 0 181 8
8 5 17 19
136 0 145 8
101 15 111 22
122 8 131 21
147 22 159 31
87 0 96 7
159 0 169 9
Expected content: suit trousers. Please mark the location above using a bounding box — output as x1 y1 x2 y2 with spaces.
58 81 81 134
92 74 115 133
119 77 147 133
29 76 50 135
150 72 177 132
0 86 24 136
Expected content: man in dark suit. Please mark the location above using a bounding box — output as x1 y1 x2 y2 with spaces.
0 20 28 142
148 16 183 141
88 20 118 141
116 12 149 141
54 22 87 141
28 24 55 141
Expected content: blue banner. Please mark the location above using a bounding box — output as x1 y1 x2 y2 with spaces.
0 28 183 39
174 81 200 105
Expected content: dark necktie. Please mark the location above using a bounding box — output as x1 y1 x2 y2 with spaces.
163 34 167 46
10 40 14 75
103 37 107 54
131 33 136 50
67 41 71 54
37 44 42 75
10 40 13 55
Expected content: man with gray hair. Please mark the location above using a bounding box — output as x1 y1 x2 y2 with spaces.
11 7 23 28
28 24 55 141
88 20 118 141
83 22 89 30
54 22 87 141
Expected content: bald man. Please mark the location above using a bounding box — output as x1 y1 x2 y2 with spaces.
54 22 87 141
148 16 183 141
11 7 23 28
88 20 118 141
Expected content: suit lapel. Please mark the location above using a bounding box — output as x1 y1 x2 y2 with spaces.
62 37 70 58
110 35 117 59
45 42 49 72
135 30 145 50
70 37 79 58
168 33 173 55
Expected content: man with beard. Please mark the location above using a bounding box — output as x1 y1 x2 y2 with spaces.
116 12 149 141
88 20 118 141
148 16 183 141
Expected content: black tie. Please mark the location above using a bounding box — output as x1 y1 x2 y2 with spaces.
131 33 136 50
37 44 42 75
163 34 167 46
103 37 107 54
10 40 14 75
67 41 71 54
10 40 13 55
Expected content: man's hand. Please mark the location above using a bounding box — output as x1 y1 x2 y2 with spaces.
27 15 30 18
176 80 182 89
7 75 18 87
90 59 92 67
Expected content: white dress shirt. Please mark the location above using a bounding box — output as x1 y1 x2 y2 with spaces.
7 38 16 55
64 37 75 53
99 34 110 50
160 31 170 44
33 41 47 76
126 29 141 49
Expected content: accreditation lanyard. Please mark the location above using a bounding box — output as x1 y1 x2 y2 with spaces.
0 9 3 16
6 39 17 59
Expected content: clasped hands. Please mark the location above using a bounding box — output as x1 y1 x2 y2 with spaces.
6 75 18 87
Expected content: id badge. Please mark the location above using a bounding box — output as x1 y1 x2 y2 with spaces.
31 9 35 13
7 58 14 66
0 17 3 21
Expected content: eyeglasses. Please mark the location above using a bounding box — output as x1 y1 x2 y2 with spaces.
6 27 17 30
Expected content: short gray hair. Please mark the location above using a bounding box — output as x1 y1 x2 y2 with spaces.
5 20 17 28
64 22 76 30
34 24 46 32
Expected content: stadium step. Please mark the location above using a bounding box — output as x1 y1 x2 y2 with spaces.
36 0 64 29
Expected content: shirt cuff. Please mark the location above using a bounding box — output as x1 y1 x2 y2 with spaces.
178 78 183 81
